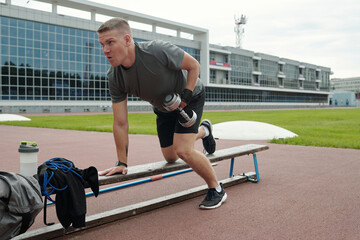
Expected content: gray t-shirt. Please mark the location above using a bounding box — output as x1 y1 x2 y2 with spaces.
107 40 204 111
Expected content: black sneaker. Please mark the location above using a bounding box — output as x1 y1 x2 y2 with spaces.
199 183 227 209
200 119 216 154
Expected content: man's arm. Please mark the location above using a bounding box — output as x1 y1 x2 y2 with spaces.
181 52 200 92
179 52 200 108
99 99 129 176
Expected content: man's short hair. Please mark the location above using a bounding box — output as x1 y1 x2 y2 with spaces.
97 17 132 36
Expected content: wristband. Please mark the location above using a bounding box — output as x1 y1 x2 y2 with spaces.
115 161 128 168
180 88 193 105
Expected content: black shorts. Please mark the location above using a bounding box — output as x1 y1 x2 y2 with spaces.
154 89 205 148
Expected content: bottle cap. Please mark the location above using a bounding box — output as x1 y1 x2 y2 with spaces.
18 141 39 153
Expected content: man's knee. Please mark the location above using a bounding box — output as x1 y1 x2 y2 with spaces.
173 133 197 161
165 156 178 163
161 146 179 163
174 145 193 162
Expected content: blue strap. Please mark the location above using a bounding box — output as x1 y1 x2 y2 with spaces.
40 158 83 203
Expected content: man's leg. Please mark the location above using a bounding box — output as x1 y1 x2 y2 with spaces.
158 128 217 187
160 124 211 163
196 124 206 140
173 132 227 209
173 132 218 188
155 90 226 209
157 118 226 209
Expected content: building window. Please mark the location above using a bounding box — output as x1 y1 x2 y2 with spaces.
253 75 260 86
278 78 284 88
205 87 328 103
210 70 216 84
0 16 202 102
253 59 259 71
299 80 304 90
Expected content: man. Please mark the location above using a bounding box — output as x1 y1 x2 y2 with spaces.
97 17 226 209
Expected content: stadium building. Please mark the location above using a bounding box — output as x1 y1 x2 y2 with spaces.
330 77 360 107
0 0 332 113
331 77 360 99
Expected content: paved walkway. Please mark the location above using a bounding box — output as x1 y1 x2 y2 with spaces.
1 124 359 240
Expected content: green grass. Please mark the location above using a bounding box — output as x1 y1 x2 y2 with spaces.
1 108 360 149
0 113 157 135
202 108 360 149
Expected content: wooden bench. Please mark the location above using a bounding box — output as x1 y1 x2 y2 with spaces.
15 144 269 240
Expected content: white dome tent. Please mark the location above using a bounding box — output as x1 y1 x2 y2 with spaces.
213 121 297 140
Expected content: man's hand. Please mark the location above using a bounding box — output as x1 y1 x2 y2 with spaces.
99 165 128 176
179 100 187 109
179 88 192 109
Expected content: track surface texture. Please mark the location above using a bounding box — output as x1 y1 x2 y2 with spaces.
1 124 359 240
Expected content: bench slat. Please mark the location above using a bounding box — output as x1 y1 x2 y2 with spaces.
98 144 268 186
16 173 256 240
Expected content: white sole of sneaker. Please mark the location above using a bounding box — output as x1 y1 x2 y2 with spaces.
199 192 227 210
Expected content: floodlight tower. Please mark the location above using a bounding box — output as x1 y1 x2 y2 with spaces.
234 14 247 48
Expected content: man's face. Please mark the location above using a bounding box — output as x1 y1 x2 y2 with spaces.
98 29 128 67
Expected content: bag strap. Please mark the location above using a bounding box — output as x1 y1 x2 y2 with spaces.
43 197 54 226
19 212 32 234
0 197 9 212
0 175 11 212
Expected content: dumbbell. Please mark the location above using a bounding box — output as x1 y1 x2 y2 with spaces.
163 93 197 128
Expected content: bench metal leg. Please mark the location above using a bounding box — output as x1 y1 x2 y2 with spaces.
229 157 235 177
230 154 260 182
248 153 260 183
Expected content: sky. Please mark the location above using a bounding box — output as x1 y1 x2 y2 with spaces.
90 0 360 79
10 0 360 78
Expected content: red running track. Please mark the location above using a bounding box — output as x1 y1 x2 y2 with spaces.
1 124 359 240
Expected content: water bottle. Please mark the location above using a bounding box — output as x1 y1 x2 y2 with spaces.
18 141 39 176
